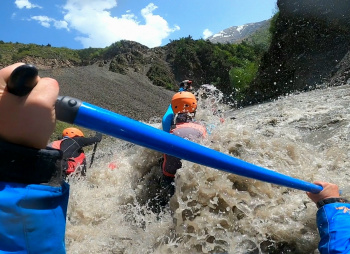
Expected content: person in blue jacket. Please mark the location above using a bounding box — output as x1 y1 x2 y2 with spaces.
162 80 193 132
0 63 68 253
307 181 350 254
159 91 207 206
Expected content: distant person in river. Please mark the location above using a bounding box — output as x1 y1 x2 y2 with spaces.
306 181 350 254
178 79 193 92
162 79 193 132
48 127 102 177
159 91 207 205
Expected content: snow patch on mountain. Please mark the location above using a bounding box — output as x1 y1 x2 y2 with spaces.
207 20 269 44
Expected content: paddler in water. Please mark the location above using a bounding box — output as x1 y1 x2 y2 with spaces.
48 128 102 177
0 63 68 253
159 91 207 206
162 79 193 132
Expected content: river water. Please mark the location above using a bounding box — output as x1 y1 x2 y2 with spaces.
65 84 350 254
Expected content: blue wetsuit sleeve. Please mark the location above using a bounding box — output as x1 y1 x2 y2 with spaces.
316 203 350 254
162 104 174 132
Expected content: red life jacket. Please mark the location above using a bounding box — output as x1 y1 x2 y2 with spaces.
163 122 207 178
50 139 86 175
170 122 207 137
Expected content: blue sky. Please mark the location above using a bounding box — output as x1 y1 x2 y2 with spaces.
1 0 277 49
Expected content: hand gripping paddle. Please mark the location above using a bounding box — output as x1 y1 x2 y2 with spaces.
7 64 38 96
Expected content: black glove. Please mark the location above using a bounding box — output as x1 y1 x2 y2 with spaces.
94 132 103 142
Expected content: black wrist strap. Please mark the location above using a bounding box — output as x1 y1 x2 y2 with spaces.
316 197 350 208
0 139 64 186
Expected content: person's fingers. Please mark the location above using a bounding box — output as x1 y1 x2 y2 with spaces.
0 63 25 81
306 192 312 198
307 181 340 204
27 77 59 107
20 77 59 148
0 63 25 92
0 64 59 149
313 181 328 187
0 63 26 89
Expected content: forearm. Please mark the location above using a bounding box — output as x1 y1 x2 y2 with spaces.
74 134 101 147
162 104 174 132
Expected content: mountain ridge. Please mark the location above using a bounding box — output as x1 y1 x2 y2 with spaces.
0 34 266 110
207 19 271 44
5 2 349 127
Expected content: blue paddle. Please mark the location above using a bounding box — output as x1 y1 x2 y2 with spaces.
8 64 323 193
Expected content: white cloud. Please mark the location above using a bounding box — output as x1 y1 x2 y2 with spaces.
31 16 51 28
31 16 69 30
54 20 69 30
62 0 180 48
203 29 213 39
15 0 41 9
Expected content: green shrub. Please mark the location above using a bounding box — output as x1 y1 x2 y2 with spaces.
229 61 259 101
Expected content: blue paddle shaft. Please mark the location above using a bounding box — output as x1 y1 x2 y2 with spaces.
56 96 323 194
8 65 321 193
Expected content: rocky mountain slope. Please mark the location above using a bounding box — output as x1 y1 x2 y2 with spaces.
246 0 350 104
7 37 263 124
207 20 270 44
39 62 175 122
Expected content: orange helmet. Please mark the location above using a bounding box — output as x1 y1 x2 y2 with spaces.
171 92 197 114
62 127 84 138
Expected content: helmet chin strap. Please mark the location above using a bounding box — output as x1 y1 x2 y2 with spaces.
174 112 196 124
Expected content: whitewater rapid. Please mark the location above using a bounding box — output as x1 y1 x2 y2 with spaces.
65 84 350 253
